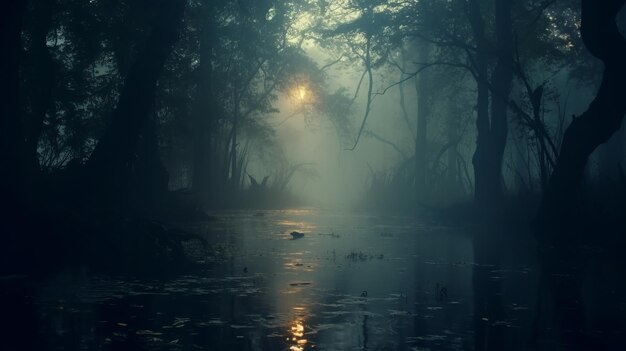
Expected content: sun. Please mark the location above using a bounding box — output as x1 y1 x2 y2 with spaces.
287 76 314 108
297 86 307 101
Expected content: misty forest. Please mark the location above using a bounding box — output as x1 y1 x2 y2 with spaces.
3 0 626 350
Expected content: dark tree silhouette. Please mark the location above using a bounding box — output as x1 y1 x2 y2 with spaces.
414 40 431 200
0 1 27 202
85 0 185 207
24 0 55 174
192 0 217 199
538 0 626 230
469 0 514 206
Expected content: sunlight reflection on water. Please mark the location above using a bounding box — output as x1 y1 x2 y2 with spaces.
276 219 317 234
281 208 314 216
288 310 308 351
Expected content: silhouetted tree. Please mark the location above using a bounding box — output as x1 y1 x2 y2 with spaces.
191 0 217 199
22 0 56 174
414 40 432 200
538 0 626 229
1 1 27 203
468 0 514 206
85 0 185 207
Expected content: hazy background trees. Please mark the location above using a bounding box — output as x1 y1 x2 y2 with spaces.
5 0 624 213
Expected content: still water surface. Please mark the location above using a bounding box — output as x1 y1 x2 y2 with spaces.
10 209 544 350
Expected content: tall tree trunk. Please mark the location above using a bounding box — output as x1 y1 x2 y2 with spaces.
538 0 626 228
25 0 55 173
446 107 459 188
131 114 170 214
467 2 514 349
0 1 27 272
598 123 625 178
192 0 215 200
0 1 27 202
467 0 491 205
85 0 185 205
230 113 239 191
487 0 514 199
469 0 513 206
399 48 416 142
414 40 431 200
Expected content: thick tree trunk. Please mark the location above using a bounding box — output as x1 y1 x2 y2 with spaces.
487 0 514 199
85 0 185 205
0 1 26 272
467 2 514 348
192 1 216 200
414 41 431 200
598 123 625 177
0 1 27 201
25 0 55 173
131 115 170 214
470 0 513 206
538 0 626 228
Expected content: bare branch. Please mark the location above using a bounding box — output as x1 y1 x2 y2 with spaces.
346 35 374 151
351 68 368 103
363 129 408 160
375 61 473 97
320 54 346 71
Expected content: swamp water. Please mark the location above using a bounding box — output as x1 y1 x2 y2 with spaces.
3 209 582 350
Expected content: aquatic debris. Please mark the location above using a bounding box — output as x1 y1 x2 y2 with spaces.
318 232 340 238
162 317 191 329
195 319 224 327
346 251 368 261
407 334 447 342
491 320 511 327
388 309 412 317
230 324 254 329
289 281 312 286
436 283 448 300
253 212 265 217
345 251 385 261
290 231 305 239
511 304 529 311
426 306 443 311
